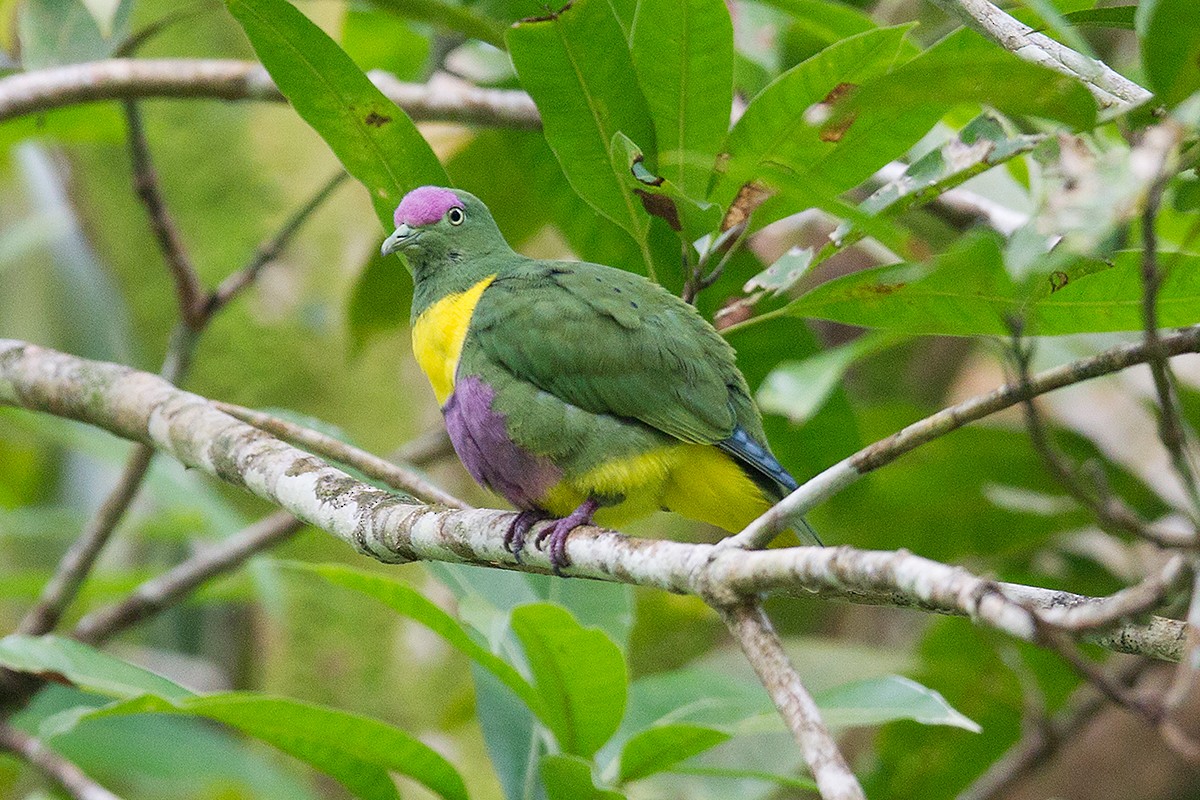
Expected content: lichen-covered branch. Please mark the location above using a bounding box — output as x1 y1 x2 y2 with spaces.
926 0 1151 113
0 59 541 129
0 340 1185 661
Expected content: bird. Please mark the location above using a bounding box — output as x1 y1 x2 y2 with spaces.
381 186 819 570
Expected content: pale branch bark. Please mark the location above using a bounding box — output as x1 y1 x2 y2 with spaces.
123 100 206 329
728 325 1200 550
215 402 467 509
0 724 123 800
12 129 342 644
17 446 153 636
72 511 305 645
719 601 865 800
925 0 1152 113
0 340 1185 661
0 59 542 129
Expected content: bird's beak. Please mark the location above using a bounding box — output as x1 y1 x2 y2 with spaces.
381 224 416 256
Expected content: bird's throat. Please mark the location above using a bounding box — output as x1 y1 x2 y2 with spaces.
411 274 496 405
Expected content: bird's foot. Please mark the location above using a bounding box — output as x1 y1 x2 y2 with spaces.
533 498 600 574
504 510 549 564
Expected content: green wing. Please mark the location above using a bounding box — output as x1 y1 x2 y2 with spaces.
470 259 758 445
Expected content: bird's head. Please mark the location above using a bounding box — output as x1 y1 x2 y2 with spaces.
380 186 505 266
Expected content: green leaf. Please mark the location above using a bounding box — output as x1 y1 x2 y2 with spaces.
712 26 915 207
629 0 733 200
541 754 627 800
0 635 194 702
666 765 818 790
814 676 980 731
17 0 131 69
226 0 447 229
79 693 468 800
611 133 723 240
346 249 413 355
507 0 659 242
783 234 1200 336
342 7 431 80
617 723 731 783
1061 5 1136 30
1016 0 1094 57
763 0 875 46
744 247 814 296
79 0 130 37
1137 0 1200 107
14 686 320 800
282 562 548 721
758 331 901 424
831 28 1098 136
366 0 507 49
511 603 628 758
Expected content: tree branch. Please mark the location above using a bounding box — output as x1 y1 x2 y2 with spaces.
0 340 1185 662
728 325 1200 550
719 601 864 799
215 401 467 509
958 659 1151 800
72 511 305 645
205 171 348 316
925 0 1152 113
0 59 541 129
123 100 206 329
16 446 153 636
0 724 123 800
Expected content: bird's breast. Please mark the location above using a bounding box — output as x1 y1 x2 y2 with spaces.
410 275 496 405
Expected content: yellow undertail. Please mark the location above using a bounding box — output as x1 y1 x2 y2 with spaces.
540 443 773 533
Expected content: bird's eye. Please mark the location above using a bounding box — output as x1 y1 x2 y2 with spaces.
447 207 465 226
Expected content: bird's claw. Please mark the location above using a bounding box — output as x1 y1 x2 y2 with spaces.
532 498 600 575
504 510 548 564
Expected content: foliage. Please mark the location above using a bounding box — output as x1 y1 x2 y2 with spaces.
1 0 1198 797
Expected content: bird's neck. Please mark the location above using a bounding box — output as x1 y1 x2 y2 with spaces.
409 247 521 321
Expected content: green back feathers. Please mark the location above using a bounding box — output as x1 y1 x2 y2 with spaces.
470 259 765 446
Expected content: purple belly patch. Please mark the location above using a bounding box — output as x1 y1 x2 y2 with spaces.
443 375 562 509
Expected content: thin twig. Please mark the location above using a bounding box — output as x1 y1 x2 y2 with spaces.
73 511 305 645
1008 332 1186 548
727 325 1200 550
959 659 1150 800
392 427 455 469
17 446 154 636
925 0 1151 113
12 147 342 648
1163 558 1200 712
1037 625 1200 762
718 601 864 800
0 724 123 800
214 402 467 509
1139 125 1200 520
123 101 205 329
205 171 348 316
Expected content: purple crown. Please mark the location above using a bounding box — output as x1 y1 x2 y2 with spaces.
394 186 462 227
